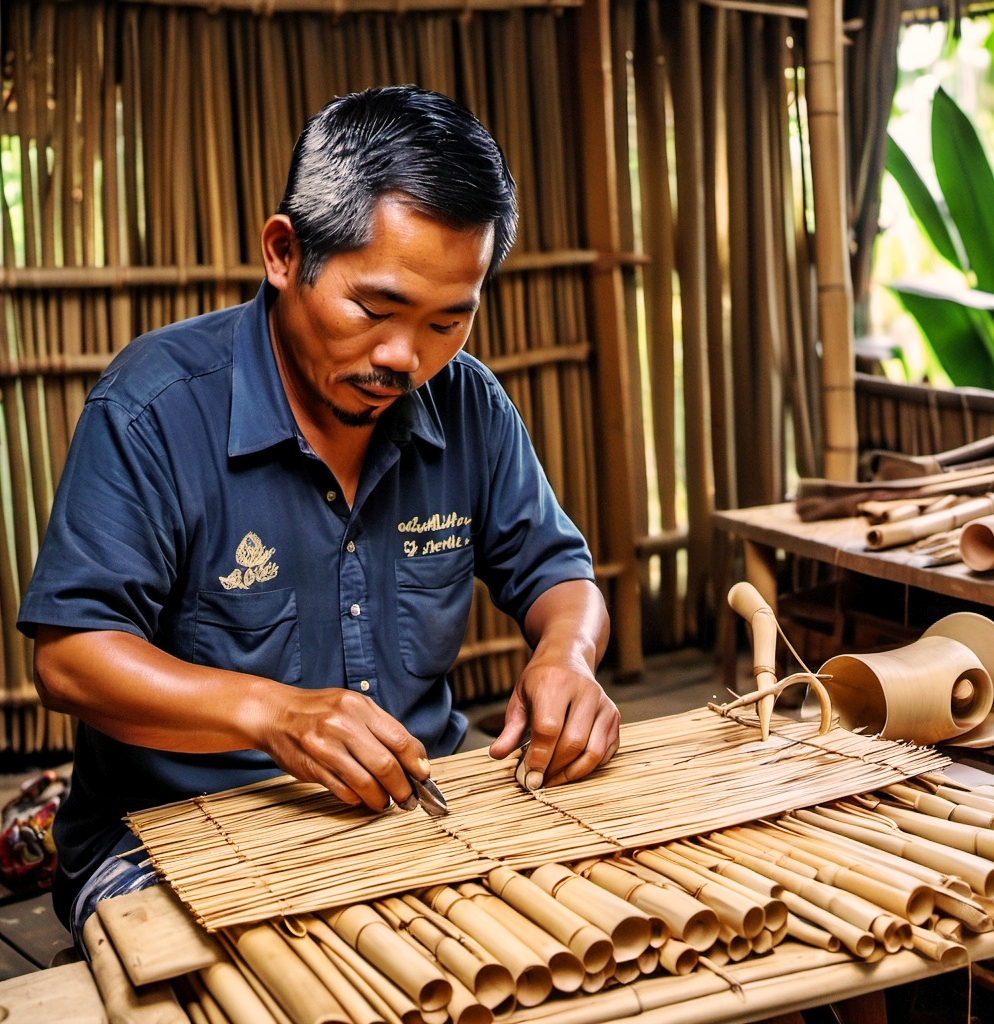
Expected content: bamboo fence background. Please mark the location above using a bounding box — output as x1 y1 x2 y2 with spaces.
0 0 912 756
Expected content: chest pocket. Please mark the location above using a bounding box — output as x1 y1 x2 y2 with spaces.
395 547 475 678
193 587 302 684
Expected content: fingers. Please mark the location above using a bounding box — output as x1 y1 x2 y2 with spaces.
488 693 529 760
522 689 620 790
273 689 429 812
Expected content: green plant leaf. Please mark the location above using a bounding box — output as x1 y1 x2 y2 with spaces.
884 133 964 271
932 86 994 292
888 279 994 389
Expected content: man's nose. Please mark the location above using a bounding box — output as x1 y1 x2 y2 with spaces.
371 330 420 374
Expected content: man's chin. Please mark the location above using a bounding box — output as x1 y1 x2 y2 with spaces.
328 403 381 428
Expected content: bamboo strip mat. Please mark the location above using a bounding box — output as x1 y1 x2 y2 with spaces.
127 709 948 931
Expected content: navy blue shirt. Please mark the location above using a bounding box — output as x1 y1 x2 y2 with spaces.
18 282 594 923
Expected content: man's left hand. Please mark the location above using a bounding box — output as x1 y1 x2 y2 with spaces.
488 580 618 787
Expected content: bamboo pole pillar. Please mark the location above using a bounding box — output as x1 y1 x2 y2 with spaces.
576 0 642 676
667 0 715 639
806 0 857 481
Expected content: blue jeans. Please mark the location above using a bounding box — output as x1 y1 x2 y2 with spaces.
69 854 159 955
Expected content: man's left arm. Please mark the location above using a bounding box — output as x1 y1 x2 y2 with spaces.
488 579 618 787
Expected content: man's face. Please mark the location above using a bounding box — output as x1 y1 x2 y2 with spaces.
270 196 494 429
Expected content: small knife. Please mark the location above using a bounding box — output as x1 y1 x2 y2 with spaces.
404 771 449 817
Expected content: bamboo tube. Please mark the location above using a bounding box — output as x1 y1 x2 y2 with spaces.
794 806 994 897
569 861 667 948
632 849 765 939
865 494 994 550
715 924 750 962
228 923 349 1024
199 958 280 1024
593 860 719 951
819 636 993 745
701 834 893 950
325 904 451 1011
455 882 584 993
422 885 553 1007
785 912 840 952
807 0 857 481
487 867 614 974
765 823 937 921
187 973 232 1024
579 958 615 994
217 933 294 1024
655 938 696 976
665 843 787 931
873 801 994 861
885 782 994 830
731 824 933 924
301 914 425 1024
377 897 514 1009
909 924 968 966
276 926 384 1024
528 864 653 961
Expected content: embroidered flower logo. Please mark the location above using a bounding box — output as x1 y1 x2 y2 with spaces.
218 532 279 590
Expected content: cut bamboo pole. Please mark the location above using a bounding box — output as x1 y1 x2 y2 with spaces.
528 864 653 961
422 885 553 1007
806 0 857 481
456 882 585 993
227 923 350 1024
486 867 615 974
326 903 452 1011
378 896 514 1009
577 864 720 950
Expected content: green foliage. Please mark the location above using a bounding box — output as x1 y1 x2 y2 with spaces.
886 86 994 387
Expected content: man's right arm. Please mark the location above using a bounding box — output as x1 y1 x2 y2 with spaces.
33 625 430 811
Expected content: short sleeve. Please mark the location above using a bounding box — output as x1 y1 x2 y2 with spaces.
473 385 594 628
18 396 181 640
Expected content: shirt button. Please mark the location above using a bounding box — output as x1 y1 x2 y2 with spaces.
325 490 337 503
350 603 361 617
359 679 370 692
346 541 356 553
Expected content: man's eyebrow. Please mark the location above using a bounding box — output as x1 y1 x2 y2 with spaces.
361 284 480 315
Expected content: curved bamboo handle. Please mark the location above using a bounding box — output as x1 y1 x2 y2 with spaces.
727 582 779 740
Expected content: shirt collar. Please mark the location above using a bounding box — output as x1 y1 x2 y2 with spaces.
229 280 447 456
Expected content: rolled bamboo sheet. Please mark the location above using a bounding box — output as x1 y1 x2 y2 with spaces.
819 635 993 745
960 514 994 570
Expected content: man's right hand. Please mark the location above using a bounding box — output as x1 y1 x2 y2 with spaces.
258 686 431 811
32 625 431 812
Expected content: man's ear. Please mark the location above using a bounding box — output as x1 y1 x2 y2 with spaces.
261 215 297 292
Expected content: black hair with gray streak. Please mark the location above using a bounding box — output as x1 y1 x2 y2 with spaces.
277 84 517 285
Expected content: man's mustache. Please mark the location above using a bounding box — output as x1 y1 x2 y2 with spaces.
341 370 414 394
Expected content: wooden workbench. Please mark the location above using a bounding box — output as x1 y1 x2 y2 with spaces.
712 502 994 611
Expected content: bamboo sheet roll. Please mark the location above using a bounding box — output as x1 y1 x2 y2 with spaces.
819 636 993 746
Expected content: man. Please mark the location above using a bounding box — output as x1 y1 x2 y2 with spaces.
17 85 619 944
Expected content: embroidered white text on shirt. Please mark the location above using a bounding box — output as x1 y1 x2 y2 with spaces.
219 532 279 590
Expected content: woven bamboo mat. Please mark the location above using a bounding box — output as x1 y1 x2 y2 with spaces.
126 708 949 930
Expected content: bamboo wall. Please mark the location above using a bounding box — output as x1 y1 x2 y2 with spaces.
0 0 643 756
0 0 897 757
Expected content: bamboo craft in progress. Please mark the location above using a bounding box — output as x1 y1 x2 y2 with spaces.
126 710 948 932
97 770 994 1024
